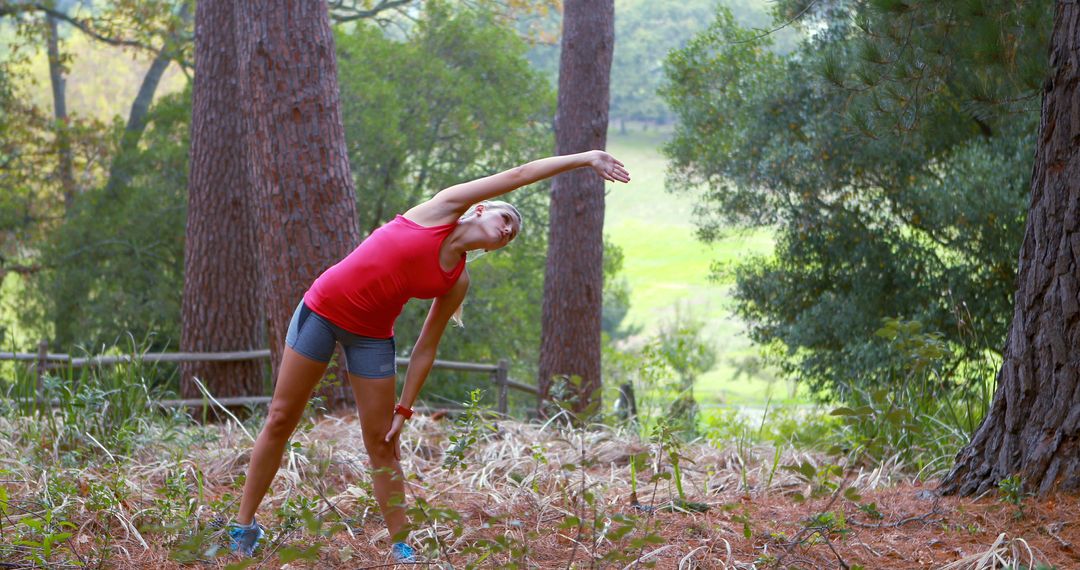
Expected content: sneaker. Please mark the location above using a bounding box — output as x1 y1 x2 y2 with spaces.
228 519 265 556
391 541 417 562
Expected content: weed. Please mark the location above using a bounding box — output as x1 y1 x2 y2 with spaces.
998 475 1030 519
443 388 499 472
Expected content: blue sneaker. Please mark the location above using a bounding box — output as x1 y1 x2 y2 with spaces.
391 541 417 562
228 519 264 556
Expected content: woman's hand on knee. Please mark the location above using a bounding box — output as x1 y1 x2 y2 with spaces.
384 414 406 461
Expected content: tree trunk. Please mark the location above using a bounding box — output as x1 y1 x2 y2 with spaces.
235 0 361 409
104 2 191 196
45 15 75 214
45 14 82 349
941 2 1080 497
179 0 263 399
538 0 614 415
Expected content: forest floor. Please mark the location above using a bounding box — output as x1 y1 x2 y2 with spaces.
3 412 1077 569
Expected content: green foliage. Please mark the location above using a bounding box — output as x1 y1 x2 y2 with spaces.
662 0 1050 397
25 89 190 350
822 318 993 475
701 405 839 448
335 4 554 236
1 342 186 462
12 507 77 567
524 0 795 126
998 474 1030 519
442 388 499 472
604 307 717 437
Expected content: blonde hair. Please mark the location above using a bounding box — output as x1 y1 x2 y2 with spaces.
450 200 522 327
460 200 523 236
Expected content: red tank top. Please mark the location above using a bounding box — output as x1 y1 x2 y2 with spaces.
303 215 466 338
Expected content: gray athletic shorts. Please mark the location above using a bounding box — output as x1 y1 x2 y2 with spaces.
284 301 397 379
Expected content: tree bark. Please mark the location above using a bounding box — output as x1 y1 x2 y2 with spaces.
179 0 262 399
235 0 361 409
538 0 614 415
941 2 1080 497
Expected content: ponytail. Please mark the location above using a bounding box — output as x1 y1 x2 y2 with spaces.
450 300 465 328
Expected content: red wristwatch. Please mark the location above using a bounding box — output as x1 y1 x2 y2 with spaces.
393 403 414 419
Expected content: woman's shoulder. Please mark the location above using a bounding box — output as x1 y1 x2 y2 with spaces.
403 198 464 227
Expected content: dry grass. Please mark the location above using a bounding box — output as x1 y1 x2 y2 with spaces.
1 411 1077 569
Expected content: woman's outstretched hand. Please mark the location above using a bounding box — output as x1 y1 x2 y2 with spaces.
588 150 631 183
384 413 407 461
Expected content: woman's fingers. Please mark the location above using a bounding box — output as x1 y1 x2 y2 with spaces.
591 152 629 183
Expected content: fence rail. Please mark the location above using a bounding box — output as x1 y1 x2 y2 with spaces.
0 342 537 414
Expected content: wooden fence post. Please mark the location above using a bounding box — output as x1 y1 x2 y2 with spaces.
495 358 509 415
36 339 48 399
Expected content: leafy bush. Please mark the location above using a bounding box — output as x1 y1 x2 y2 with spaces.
661 0 1047 397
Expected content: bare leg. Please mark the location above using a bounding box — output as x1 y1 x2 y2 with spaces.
348 374 408 541
236 347 328 524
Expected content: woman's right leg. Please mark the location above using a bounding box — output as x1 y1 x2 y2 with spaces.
236 347 328 524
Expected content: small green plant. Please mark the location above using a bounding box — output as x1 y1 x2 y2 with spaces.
13 508 77 567
443 388 498 472
839 486 884 520
782 460 844 502
723 503 754 539
651 421 709 513
998 475 1030 519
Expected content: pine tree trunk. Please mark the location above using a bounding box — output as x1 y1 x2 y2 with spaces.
180 0 262 399
941 2 1080 496
538 0 615 415
235 0 361 409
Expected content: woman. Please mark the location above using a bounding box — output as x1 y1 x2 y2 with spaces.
228 150 630 561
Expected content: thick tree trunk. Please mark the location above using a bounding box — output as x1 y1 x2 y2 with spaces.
538 0 614 415
179 0 262 399
941 2 1080 497
235 0 361 409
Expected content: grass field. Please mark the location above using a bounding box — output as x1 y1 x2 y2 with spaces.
604 129 801 406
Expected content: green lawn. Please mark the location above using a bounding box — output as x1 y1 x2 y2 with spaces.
604 129 801 405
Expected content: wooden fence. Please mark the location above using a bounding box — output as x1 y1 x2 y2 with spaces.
0 341 540 415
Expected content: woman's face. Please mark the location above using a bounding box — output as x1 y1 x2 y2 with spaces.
477 206 520 251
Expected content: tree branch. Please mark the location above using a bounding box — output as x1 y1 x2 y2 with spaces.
32 3 154 51
328 0 415 22
0 2 191 65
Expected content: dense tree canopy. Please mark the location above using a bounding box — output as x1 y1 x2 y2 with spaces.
662 0 1052 396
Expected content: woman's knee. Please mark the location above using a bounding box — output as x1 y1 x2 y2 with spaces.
363 435 396 464
263 406 301 440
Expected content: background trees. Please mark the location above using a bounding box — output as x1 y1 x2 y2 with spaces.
0 1 569 407
662 0 1051 399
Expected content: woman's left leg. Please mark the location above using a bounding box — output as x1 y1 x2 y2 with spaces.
348 374 409 541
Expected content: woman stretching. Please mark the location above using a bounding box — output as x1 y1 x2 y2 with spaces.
228 150 630 561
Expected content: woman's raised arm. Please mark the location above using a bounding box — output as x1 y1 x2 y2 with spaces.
407 151 630 225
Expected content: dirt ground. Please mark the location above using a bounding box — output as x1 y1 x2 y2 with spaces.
13 414 1076 569
102 480 1079 569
